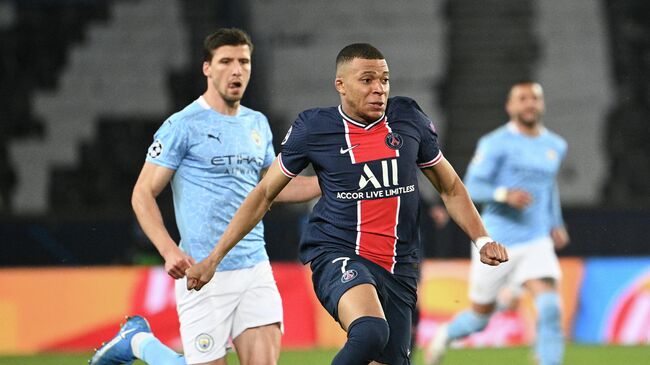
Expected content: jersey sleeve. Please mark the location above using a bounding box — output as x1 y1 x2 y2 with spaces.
145 118 188 170
415 114 443 168
463 136 504 203
261 114 276 169
278 114 310 178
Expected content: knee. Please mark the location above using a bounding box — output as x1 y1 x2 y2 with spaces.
536 292 561 323
348 316 390 354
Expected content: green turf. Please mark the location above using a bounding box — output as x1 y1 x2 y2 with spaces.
0 345 648 365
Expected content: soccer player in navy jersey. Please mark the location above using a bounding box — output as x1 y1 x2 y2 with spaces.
424 82 569 365
186 43 508 365
90 28 320 365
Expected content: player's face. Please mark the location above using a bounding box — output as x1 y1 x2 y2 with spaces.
336 58 390 123
506 83 545 127
203 44 252 104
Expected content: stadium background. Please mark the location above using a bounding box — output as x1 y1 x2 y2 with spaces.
0 0 648 362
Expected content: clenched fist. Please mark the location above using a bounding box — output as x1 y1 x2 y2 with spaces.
185 259 218 291
479 241 509 266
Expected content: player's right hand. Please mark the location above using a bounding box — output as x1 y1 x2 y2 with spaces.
163 248 196 279
185 259 218 291
479 241 509 266
506 189 532 210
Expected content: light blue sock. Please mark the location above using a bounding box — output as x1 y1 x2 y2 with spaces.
137 335 186 365
447 310 491 340
535 292 564 365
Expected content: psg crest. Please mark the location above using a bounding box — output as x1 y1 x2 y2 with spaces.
341 269 358 283
385 132 403 150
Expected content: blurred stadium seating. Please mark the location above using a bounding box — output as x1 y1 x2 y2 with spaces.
0 0 648 266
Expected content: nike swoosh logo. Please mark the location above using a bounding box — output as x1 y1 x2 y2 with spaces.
339 144 360 154
120 328 137 339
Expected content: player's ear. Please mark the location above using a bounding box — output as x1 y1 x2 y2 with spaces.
202 61 211 77
505 95 514 116
335 77 345 95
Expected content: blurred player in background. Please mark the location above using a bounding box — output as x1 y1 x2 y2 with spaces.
184 43 508 365
425 81 569 365
90 28 319 365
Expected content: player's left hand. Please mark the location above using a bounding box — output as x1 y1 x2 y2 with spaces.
185 259 218 291
551 226 570 250
479 241 509 266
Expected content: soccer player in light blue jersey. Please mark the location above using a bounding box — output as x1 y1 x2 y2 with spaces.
425 82 570 365
90 28 320 365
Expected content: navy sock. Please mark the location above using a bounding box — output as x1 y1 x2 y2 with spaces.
331 316 390 365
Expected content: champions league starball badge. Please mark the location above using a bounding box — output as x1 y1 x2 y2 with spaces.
281 126 292 145
147 140 163 158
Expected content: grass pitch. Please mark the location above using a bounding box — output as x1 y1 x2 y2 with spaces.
0 344 648 365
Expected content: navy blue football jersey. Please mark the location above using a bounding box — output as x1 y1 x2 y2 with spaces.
279 96 442 277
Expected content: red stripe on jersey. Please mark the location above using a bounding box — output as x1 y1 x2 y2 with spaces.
356 196 399 272
278 153 297 178
417 150 443 168
344 118 399 164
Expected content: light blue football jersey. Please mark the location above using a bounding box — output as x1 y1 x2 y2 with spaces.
464 122 567 246
145 96 275 271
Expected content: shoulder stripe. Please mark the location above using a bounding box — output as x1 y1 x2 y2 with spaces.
278 153 297 178
417 151 443 168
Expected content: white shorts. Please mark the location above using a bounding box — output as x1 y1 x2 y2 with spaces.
468 236 561 304
174 260 283 364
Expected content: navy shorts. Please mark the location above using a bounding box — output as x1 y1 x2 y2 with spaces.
309 251 418 365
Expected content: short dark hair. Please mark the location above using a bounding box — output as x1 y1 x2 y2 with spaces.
203 28 253 62
336 43 385 68
507 80 541 100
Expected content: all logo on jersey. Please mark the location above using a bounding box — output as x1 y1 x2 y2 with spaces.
337 158 415 200
359 159 399 190
281 126 292 145
147 139 163 158
341 269 358 283
251 129 262 146
385 132 403 150
195 333 214 353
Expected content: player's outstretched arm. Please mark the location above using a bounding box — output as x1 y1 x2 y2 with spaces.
186 158 292 290
132 162 195 278
421 157 508 266
275 175 321 202
260 167 320 203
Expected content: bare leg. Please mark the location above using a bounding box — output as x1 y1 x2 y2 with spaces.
232 323 282 365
